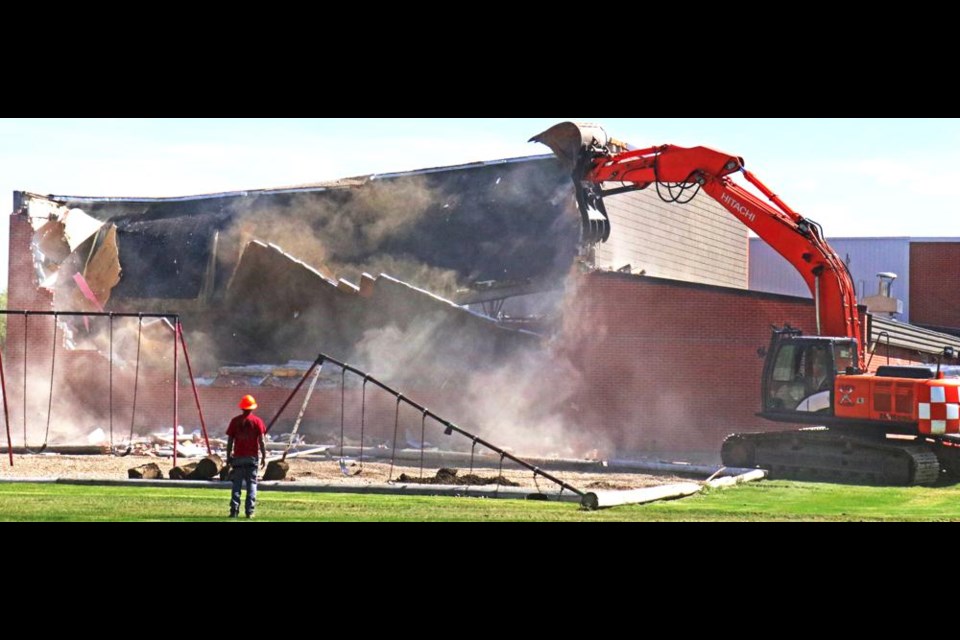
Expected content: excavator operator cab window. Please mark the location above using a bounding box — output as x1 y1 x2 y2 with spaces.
768 344 804 411
833 343 857 375
766 342 835 414
771 345 799 384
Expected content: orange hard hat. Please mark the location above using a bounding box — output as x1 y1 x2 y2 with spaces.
239 395 258 410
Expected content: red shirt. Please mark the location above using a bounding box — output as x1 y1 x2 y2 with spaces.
226 413 267 457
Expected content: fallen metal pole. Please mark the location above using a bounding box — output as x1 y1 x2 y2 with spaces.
333 446 607 471
309 353 585 498
40 477 584 502
581 468 768 510
582 482 703 510
705 469 767 488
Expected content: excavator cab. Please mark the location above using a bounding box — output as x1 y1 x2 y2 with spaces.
760 329 859 424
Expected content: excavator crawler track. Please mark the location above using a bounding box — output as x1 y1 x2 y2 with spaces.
721 429 942 486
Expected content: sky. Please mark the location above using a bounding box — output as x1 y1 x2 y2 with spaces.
1 117 957 293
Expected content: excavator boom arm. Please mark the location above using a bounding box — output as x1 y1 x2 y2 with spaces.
532 123 864 368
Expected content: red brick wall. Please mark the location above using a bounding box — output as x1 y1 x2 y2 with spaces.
910 242 960 330
560 272 816 457
557 272 936 459
8 212 48 311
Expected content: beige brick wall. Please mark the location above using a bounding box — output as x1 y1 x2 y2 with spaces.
593 187 748 289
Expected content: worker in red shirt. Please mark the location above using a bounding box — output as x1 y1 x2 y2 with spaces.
225 395 267 518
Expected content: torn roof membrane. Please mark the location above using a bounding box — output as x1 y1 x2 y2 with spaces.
60 208 105 252
15 155 568 372
24 155 579 302
28 207 122 312
26 202 104 251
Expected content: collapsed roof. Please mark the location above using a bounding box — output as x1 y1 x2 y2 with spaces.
17 155 578 374
32 155 579 301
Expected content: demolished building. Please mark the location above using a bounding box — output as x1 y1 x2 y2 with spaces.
15 150 955 461
8 155 599 451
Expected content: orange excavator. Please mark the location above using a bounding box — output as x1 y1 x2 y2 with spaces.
532 122 960 485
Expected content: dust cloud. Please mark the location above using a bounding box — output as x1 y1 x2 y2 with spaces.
347 272 613 460
222 177 465 296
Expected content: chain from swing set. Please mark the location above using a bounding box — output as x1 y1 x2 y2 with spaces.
387 394 402 482
21 311 29 452
469 437 478 476
340 376 368 477
19 311 46 453
127 315 143 451
356 377 368 475
36 314 59 453
338 368 346 459
108 314 113 450
418 408 428 480
496 452 506 497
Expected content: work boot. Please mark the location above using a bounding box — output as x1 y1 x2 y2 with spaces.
246 512 255 519
229 511 239 518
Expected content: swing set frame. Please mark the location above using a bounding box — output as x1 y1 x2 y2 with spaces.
0 310 210 469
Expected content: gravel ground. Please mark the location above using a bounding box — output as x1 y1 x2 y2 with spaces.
0 454 697 491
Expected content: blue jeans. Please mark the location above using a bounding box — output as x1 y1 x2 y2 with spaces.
229 457 259 516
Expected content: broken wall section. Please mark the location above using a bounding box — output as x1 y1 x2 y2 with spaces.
219 241 542 388
27 203 121 312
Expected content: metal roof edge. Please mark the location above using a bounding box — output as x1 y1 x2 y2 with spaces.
26 154 558 205
870 316 960 353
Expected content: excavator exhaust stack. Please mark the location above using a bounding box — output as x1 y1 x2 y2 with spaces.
530 122 614 244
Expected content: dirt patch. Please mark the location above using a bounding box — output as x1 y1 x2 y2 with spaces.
0 454 697 492
395 467 521 486
585 479 631 490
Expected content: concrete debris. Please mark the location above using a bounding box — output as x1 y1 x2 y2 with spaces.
395 467 521 486
262 460 289 481
169 455 223 480
169 463 198 480
176 442 208 458
86 428 108 445
128 463 163 479
220 240 540 374
359 273 375 297
337 278 359 294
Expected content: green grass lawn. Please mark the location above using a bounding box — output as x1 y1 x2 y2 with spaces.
3 480 960 521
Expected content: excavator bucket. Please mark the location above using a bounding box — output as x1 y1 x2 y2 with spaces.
529 122 610 174
530 122 613 244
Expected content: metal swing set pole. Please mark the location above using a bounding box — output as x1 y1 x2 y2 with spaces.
177 321 211 454
0 346 13 466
